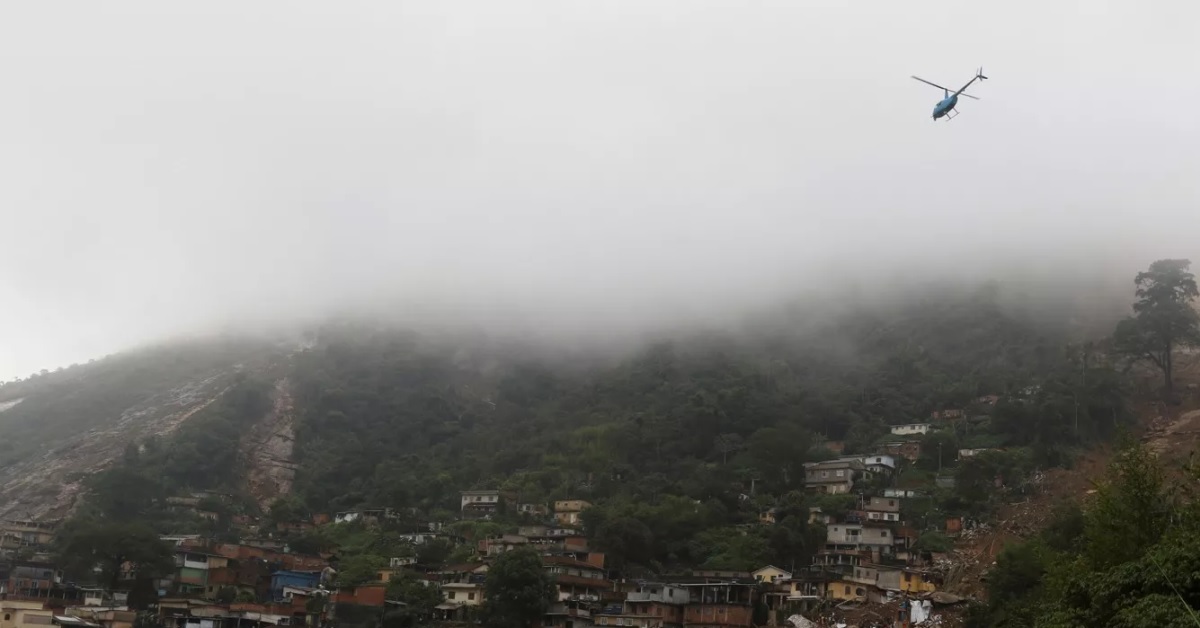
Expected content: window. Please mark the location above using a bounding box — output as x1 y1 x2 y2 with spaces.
889 500 896 507
836 470 844 477
448 592 456 599
468 593 475 600
821 471 828 478
844 586 850 595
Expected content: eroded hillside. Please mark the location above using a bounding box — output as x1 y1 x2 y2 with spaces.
938 358 1200 600
0 375 234 520
0 339 280 520
241 378 298 512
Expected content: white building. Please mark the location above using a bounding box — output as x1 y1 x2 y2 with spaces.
826 523 863 546
889 424 931 436
861 454 898 474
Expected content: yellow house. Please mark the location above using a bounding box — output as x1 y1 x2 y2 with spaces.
752 565 792 584
1 600 54 628
900 569 938 594
828 580 868 602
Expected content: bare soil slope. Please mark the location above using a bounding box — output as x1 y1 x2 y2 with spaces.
943 360 1200 599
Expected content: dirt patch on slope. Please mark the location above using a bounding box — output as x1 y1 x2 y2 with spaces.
241 378 298 513
941 454 1107 598
943 367 1200 600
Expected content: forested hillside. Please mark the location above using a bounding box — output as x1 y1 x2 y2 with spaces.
212 280 1134 584
25 262 1197 620
0 278 1126 519
285 284 1121 519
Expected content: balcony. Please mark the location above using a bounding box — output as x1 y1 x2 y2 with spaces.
626 591 685 604
547 604 591 618
558 593 600 603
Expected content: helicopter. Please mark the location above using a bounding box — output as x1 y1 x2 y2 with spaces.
911 67 988 121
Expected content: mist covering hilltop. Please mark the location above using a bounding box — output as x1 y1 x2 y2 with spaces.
0 266 1140 523
3 2 1200 380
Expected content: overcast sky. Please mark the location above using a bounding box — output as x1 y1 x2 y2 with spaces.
1 1 1198 378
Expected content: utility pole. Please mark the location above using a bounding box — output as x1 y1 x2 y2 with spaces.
1074 394 1080 437
937 442 943 474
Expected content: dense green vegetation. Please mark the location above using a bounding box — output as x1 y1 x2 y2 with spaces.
55 520 175 604
480 548 555 628
271 280 1141 574
290 288 1105 508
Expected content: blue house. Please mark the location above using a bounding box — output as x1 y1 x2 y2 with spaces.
270 570 322 601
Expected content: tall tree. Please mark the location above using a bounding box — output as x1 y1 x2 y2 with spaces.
56 521 175 591
384 572 445 628
593 516 654 571
1114 258 1200 394
481 548 555 628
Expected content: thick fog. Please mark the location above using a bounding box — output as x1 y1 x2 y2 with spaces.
1 1 1198 378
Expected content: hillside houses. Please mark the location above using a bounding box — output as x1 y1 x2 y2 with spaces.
806 492 942 609
0 462 956 628
865 496 901 523
606 583 689 628
553 500 591 527
835 454 897 477
460 490 504 519
802 460 861 494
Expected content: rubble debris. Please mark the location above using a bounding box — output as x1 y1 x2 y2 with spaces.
801 598 967 628
930 592 964 605
786 615 818 628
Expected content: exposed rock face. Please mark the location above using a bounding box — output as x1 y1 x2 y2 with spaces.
0 375 233 521
241 378 297 512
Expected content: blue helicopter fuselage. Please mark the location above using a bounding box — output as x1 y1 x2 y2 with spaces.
933 94 958 119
